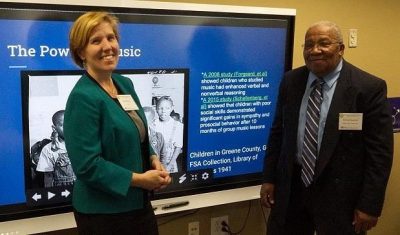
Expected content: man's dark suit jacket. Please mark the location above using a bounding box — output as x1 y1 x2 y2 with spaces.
263 60 393 225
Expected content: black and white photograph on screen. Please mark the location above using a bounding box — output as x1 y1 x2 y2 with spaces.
389 97 400 132
123 70 186 174
25 73 79 189
23 69 186 191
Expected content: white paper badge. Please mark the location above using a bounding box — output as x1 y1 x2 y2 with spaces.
338 113 363 130
117 95 139 111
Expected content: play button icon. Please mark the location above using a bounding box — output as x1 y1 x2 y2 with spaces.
47 191 55 200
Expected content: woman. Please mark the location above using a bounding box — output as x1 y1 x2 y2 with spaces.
64 11 171 234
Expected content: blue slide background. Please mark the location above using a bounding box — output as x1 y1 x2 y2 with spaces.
0 16 287 206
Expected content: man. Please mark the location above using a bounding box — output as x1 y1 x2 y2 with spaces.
36 110 76 187
260 21 393 234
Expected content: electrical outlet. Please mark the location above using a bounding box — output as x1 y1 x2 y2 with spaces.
349 29 358 48
211 215 229 235
188 221 200 235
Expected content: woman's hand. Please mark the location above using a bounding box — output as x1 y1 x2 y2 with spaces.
150 155 164 171
131 170 170 191
131 155 172 190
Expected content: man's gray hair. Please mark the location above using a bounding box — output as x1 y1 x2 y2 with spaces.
308 21 343 44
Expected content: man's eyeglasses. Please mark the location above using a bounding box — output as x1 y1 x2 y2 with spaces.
302 41 342 51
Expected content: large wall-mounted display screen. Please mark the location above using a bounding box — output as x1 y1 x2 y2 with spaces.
0 2 294 221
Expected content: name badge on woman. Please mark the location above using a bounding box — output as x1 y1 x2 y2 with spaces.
117 95 139 111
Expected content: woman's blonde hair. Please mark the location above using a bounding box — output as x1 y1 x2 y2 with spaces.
69 11 119 68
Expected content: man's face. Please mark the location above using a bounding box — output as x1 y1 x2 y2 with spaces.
303 25 344 78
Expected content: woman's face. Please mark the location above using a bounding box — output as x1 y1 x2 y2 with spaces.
80 22 119 78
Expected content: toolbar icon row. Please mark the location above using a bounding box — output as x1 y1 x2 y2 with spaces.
31 189 70 201
26 186 73 206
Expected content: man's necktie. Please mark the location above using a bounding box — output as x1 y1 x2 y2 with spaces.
301 78 324 187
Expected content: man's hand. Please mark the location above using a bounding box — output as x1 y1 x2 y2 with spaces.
353 209 378 234
260 183 275 208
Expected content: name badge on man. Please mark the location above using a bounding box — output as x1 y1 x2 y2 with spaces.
117 95 139 111
338 113 363 130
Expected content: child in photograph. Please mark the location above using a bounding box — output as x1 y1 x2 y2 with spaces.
36 110 76 187
143 106 167 161
154 96 184 173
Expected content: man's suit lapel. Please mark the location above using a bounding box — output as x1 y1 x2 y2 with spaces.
314 61 355 179
286 68 308 164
